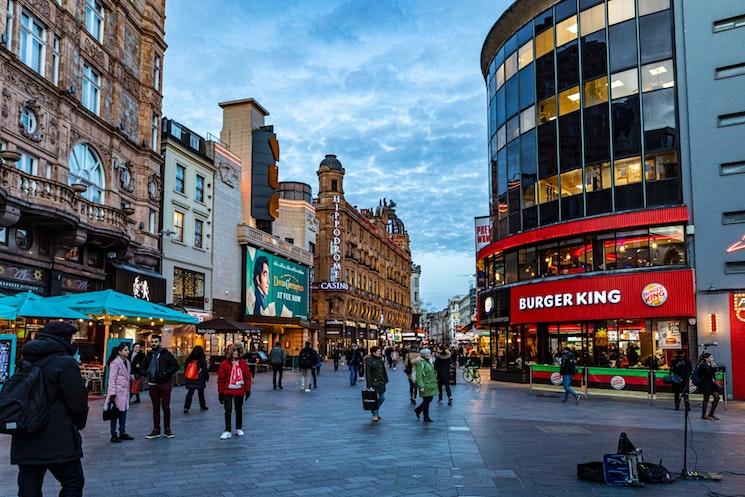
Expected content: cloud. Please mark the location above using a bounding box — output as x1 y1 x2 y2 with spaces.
163 0 509 307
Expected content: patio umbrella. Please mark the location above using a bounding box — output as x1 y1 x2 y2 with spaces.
0 303 17 320
0 291 86 320
196 317 262 334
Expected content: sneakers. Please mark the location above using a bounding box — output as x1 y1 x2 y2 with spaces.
163 430 174 438
448 397 453 406
111 435 121 443
220 431 232 440
372 416 380 422
119 433 134 441
200 406 209 411
304 388 311 392
278 385 283 390
183 408 189 414
575 394 584 405
145 429 161 439
235 429 245 436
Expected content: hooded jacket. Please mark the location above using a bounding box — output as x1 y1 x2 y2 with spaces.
415 357 438 397
10 333 89 465
434 350 453 381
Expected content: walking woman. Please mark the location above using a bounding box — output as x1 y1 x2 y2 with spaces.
364 346 389 422
414 348 437 423
217 344 252 439
106 343 134 442
405 345 420 404
698 352 721 420
129 342 145 403
183 345 209 413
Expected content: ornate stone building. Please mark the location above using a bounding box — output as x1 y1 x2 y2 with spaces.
0 0 166 297
313 154 412 350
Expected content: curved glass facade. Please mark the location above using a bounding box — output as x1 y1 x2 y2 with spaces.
486 0 681 241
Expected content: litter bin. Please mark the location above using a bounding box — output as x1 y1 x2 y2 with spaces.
449 363 457 385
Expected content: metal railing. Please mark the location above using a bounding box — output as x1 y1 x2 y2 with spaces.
236 224 314 266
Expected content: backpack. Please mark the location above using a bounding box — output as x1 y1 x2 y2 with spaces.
0 355 56 435
691 365 702 387
637 462 672 484
561 354 578 375
299 349 314 369
184 360 199 381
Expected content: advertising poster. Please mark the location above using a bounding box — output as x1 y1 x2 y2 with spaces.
245 246 309 320
657 320 682 349
474 216 491 252
0 335 17 386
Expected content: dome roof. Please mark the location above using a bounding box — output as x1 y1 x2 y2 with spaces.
319 154 343 171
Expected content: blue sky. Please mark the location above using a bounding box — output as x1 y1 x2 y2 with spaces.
162 0 509 309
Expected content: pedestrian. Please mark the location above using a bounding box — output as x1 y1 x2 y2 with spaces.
183 345 209 413
269 341 286 390
434 345 453 406
298 341 318 392
143 335 179 439
414 348 436 423
347 343 364 386
391 347 399 370
316 350 322 377
364 346 389 422
669 350 692 411
332 346 341 371
384 346 393 368
105 342 133 443
129 342 145 404
697 352 721 420
559 347 583 404
8 321 88 497
405 345 420 404
217 344 252 439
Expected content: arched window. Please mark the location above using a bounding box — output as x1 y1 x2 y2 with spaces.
68 143 104 203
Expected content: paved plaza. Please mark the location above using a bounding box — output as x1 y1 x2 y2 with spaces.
1 364 744 497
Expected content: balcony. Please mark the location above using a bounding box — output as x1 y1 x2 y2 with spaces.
237 223 313 266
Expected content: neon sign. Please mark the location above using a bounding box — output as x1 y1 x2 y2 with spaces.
726 234 745 253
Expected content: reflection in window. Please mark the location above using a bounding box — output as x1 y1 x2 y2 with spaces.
556 16 578 46
522 182 536 208
608 0 635 25
497 124 506 150
537 176 559 203
507 115 520 142
639 0 670 16
580 3 605 35
609 19 638 71
600 234 616 270
560 169 583 197
582 30 607 80
558 86 581 115
537 96 556 124
645 151 678 181
644 88 676 151
505 52 518 81
518 41 533 69
519 247 538 280
584 105 610 164
584 76 608 107
639 9 673 64
556 40 579 90
559 238 587 274
641 59 674 92
616 229 650 268
538 243 560 276
612 94 641 158
536 53 555 100
496 63 505 89
535 27 554 59
585 162 611 191
520 106 535 133
650 225 685 266
614 156 642 185
611 68 638 99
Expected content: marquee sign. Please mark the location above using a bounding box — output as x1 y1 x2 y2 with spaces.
313 281 350 291
734 293 745 323
331 195 342 281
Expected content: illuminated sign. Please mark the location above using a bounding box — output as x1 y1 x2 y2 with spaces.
315 281 350 291
133 276 150 301
734 293 745 323
474 216 491 252
641 283 668 307
518 289 622 310
331 195 342 281
726 234 745 253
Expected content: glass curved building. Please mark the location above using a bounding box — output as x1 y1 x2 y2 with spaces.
477 0 745 399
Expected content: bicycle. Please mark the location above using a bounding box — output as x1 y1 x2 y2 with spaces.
462 362 481 384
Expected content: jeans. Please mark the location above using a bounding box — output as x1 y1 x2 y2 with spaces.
272 363 283 387
223 395 244 431
349 364 358 385
184 388 206 410
437 379 452 401
300 369 312 389
311 367 318 388
109 409 127 436
333 359 339 370
371 392 385 417
18 460 84 497
408 378 418 400
148 382 172 431
562 374 579 401
415 395 433 420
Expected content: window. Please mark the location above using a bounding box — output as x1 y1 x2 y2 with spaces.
614 156 642 185
639 0 669 16
68 143 104 202
641 60 674 91
639 10 672 64
20 107 37 133
609 20 637 71
584 76 608 107
150 114 159 151
725 262 745 274
173 211 184 241
518 247 538 280
189 133 199 150
507 115 520 142
616 229 650 268
497 124 506 149
580 3 605 35
556 40 579 90
520 106 535 132
5 0 13 49
284 237 294 245
650 225 685 266
175 164 185 193
496 63 505 89
331 179 338 191
556 16 578 46
194 218 204 248
721 161 745 176
536 53 555 100
173 267 205 308
17 153 37 175
718 112 745 127
608 0 635 25
585 161 611 191
558 86 580 115
81 63 100 115
148 209 157 234
723 211 745 224
195 174 205 202
560 169 583 197
52 36 60 86
716 62 745 80
537 176 559 203
518 41 533 69
153 54 161 91
85 0 104 42
537 96 557 124
170 122 183 139
559 238 587 274
611 68 638 99
643 88 676 152
581 29 607 80
538 243 560 276
504 52 518 81
713 13 745 33
645 151 678 181
519 62 536 108
535 28 554 59
19 11 46 75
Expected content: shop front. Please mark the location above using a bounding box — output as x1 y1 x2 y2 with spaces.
481 269 697 393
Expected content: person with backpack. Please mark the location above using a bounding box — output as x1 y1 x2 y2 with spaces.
669 351 692 411
364 346 389 422
269 342 286 390
183 345 209 414
2 321 88 497
434 345 453 406
414 348 436 423
105 342 134 442
143 335 179 439
217 344 252 439
298 341 318 392
696 352 722 420
129 342 145 404
559 347 583 404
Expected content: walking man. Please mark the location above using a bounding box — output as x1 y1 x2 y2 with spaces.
8 322 89 497
435 345 453 406
298 341 318 392
269 341 286 390
559 347 583 404
331 346 341 371
143 335 179 438
347 343 363 386
414 348 436 422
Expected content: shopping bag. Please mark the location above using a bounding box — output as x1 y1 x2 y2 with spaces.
361 388 378 410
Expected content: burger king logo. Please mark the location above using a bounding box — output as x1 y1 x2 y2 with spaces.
610 376 626 390
641 283 668 307
550 372 562 385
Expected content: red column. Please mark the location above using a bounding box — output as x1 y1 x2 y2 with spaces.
729 293 745 400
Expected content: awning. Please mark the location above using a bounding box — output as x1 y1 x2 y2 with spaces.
196 317 263 335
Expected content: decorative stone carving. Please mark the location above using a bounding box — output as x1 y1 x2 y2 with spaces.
82 38 107 69
147 174 160 201
111 61 141 99
25 0 51 22
217 159 239 188
1 88 10 119
18 99 44 142
115 158 135 192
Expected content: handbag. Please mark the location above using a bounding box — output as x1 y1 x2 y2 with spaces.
361 388 379 411
102 400 121 421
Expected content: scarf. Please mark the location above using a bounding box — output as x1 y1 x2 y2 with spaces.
228 360 244 389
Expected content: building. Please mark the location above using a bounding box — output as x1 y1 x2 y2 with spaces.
410 263 422 330
273 181 318 254
312 154 412 351
159 118 215 357
421 308 449 345
476 0 744 398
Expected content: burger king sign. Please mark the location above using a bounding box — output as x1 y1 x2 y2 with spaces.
641 283 668 307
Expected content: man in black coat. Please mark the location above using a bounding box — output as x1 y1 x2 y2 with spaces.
142 335 179 439
11 321 89 497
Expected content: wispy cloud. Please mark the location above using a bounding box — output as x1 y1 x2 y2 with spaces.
163 0 508 307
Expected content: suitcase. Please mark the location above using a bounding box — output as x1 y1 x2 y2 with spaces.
361 388 378 410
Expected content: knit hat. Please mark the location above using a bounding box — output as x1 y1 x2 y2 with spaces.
43 321 77 338
420 348 431 356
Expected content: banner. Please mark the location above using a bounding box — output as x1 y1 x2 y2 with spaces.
474 216 491 252
245 246 309 320
657 320 682 349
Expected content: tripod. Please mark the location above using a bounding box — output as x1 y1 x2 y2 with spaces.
680 387 692 478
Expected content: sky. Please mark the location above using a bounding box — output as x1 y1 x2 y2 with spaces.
162 0 510 309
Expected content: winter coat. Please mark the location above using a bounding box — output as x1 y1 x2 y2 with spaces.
697 362 719 395
670 357 692 381
105 356 131 412
364 355 388 394
298 347 318 369
10 333 89 466
217 358 252 396
143 347 179 385
347 348 363 366
415 358 438 397
269 346 286 366
184 357 209 390
130 350 146 379
434 351 452 381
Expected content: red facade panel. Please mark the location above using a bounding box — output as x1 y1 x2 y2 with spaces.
477 206 689 260
509 269 696 324
730 293 745 400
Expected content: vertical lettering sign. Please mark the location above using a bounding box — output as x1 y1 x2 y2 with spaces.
331 195 342 281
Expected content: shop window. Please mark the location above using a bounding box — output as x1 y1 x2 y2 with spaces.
584 76 608 107
639 0 669 16
537 96 557 124
520 106 536 133
537 120 557 178
580 3 605 35
609 19 638 72
535 27 554 59
518 40 533 69
641 59 674 92
505 51 518 81
639 9 673 65
583 105 610 165
559 238 588 274
643 88 677 152
650 225 685 266
519 63 536 109
558 86 580 115
504 251 518 283
585 161 611 191
538 243 560 276
518 247 538 280
608 0 635 25
557 40 579 91
612 95 641 158
556 16 578 47
535 53 555 101
173 267 205 308
616 229 650 268
537 176 559 204
581 30 607 80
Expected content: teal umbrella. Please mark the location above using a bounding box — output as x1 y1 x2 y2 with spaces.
0 291 86 320
0 302 17 320
47 289 198 324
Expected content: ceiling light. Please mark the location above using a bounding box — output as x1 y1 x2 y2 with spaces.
662 81 675 88
567 23 578 34
648 66 668 76
611 80 624 88
567 92 580 102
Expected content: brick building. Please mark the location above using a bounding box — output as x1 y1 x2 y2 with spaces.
313 154 412 351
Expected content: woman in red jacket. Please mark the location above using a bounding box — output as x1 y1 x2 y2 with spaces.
217 343 252 439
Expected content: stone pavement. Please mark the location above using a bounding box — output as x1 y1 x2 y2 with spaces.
1 363 744 497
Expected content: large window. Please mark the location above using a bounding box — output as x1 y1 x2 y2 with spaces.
173 267 205 308
609 19 637 72
194 218 204 249
175 164 185 193
18 153 37 175
195 174 205 203
82 63 100 115
85 0 104 43
639 9 672 64
173 211 184 242
68 143 104 203
19 11 45 75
